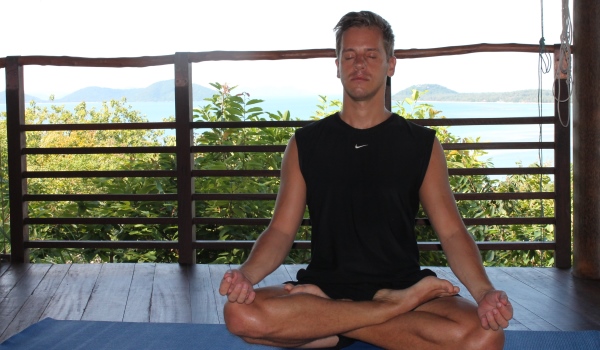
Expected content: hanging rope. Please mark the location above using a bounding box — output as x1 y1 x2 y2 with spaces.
553 0 573 128
538 0 550 211
537 0 573 265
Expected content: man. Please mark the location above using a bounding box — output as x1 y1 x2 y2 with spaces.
219 10 512 349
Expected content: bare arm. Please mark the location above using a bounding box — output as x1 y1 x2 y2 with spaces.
419 138 513 329
219 135 307 303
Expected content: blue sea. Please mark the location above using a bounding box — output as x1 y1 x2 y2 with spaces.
0 97 564 168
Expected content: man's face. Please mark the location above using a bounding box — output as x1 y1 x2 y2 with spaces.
335 26 396 102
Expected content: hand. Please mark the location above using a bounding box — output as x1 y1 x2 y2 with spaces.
476 290 513 330
219 269 257 304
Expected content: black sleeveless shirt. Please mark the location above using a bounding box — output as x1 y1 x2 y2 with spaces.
294 113 436 285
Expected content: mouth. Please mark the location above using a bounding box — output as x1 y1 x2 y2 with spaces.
350 74 369 82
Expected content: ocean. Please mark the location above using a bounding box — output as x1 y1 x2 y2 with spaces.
0 97 562 168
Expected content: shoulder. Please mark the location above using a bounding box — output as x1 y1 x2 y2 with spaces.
392 114 436 138
294 112 340 147
296 113 338 134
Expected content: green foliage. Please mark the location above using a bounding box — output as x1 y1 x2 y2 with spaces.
396 89 555 267
192 83 313 264
0 86 565 267
0 112 8 257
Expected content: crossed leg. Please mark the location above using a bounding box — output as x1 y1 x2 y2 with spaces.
342 296 505 350
223 276 464 348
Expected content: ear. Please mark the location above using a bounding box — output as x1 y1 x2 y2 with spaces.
387 56 397 77
335 58 340 79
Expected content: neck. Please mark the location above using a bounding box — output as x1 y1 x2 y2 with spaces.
339 98 391 129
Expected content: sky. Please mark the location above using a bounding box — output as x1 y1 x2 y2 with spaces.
1 0 570 99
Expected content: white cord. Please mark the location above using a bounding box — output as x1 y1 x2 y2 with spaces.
553 0 573 128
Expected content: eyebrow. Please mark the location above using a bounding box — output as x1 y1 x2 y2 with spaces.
341 48 380 54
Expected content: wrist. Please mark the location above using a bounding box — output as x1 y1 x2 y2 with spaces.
474 286 496 304
238 266 258 285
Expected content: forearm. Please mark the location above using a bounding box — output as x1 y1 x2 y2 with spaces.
238 228 296 285
441 230 495 302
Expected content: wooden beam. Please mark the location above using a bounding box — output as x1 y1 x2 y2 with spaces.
174 53 196 265
573 0 600 278
5 57 29 263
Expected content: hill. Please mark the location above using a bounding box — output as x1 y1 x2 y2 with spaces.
54 80 215 102
0 93 48 104
393 84 553 103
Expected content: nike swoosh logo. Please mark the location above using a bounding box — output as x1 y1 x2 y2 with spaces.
355 144 368 149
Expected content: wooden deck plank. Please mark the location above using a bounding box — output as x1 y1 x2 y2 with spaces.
283 264 306 280
534 267 600 309
40 264 102 321
0 263 11 278
256 265 293 288
150 263 192 323
123 263 156 323
189 264 220 324
0 264 32 299
209 264 232 324
0 264 70 343
503 267 600 328
0 264 51 338
82 263 135 322
428 267 557 331
485 267 598 331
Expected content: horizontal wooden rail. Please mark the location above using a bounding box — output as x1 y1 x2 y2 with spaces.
22 122 177 131
24 146 176 155
189 217 555 226
24 170 177 178
24 194 179 201
24 217 178 225
23 141 554 157
20 239 555 252
21 192 555 203
0 43 555 69
24 240 178 249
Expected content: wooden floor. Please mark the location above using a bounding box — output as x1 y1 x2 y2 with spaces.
2 263 600 343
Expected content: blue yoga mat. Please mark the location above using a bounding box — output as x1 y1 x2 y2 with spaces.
2 318 600 350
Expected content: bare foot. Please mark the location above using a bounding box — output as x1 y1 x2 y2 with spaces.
284 283 331 299
373 276 459 317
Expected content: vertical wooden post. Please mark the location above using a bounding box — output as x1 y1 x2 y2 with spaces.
573 0 600 278
553 74 571 269
174 52 196 265
385 76 392 111
5 57 29 263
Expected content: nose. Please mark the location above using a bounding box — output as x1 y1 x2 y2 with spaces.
354 55 366 70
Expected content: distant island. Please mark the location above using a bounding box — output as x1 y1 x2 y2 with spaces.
393 84 553 103
0 80 216 103
1 82 553 104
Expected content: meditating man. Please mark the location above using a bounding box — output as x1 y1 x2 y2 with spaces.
219 10 513 349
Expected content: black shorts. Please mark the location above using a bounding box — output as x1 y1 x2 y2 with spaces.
286 268 437 301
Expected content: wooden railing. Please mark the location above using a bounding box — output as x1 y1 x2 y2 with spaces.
1 44 571 267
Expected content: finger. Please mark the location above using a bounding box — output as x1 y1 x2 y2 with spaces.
236 284 250 303
218 272 233 296
227 271 242 293
228 283 243 302
245 290 256 304
498 292 510 306
218 280 230 296
498 302 514 321
486 310 500 331
493 308 510 329
480 316 490 330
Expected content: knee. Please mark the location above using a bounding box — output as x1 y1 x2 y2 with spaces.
223 301 268 339
462 326 505 350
